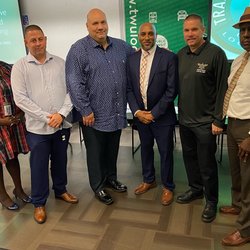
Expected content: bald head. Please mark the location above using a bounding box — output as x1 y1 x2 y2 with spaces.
86 8 108 46
138 22 157 51
139 22 156 34
87 8 106 23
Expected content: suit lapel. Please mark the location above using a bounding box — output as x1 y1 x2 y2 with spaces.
134 51 142 93
148 46 161 86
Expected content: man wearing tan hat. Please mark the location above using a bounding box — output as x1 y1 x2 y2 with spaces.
220 7 250 246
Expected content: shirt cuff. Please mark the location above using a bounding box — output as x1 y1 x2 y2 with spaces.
134 110 140 117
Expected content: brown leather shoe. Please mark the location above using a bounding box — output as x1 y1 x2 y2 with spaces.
161 188 173 206
34 206 46 224
134 181 157 195
222 230 250 246
56 192 78 204
219 205 240 215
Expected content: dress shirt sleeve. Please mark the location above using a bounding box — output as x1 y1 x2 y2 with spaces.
65 43 92 117
212 50 229 128
11 63 50 123
58 93 73 118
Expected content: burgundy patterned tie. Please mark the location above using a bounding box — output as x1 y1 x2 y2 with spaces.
140 51 150 109
223 52 249 118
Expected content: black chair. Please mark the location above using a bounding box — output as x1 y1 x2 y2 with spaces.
217 125 227 164
130 119 177 158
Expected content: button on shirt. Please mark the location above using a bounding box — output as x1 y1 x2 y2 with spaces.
11 52 72 134
66 35 134 132
227 52 250 119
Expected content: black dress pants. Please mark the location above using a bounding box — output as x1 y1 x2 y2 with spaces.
179 123 218 205
82 126 121 193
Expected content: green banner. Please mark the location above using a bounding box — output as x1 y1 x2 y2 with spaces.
124 0 209 53
0 0 26 64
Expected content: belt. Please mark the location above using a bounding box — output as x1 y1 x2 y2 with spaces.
228 117 250 121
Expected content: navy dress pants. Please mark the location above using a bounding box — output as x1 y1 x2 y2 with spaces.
26 129 70 207
136 121 175 191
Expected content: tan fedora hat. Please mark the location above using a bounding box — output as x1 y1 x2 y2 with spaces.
233 7 250 29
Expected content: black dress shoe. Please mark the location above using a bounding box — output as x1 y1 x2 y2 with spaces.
106 179 127 193
13 189 32 203
95 190 113 205
1 202 19 211
176 190 203 204
202 203 217 223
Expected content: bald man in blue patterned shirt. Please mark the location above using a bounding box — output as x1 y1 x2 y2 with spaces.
66 8 134 205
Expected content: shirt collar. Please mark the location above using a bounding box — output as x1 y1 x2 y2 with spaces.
26 51 53 64
141 44 157 56
87 35 112 49
186 39 208 56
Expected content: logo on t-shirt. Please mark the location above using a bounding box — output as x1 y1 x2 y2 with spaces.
196 63 208 73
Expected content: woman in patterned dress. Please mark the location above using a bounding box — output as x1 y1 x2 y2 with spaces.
0 61 31 210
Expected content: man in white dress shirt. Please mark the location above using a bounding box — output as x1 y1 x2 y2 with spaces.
11 25 78 224
220 7 250 246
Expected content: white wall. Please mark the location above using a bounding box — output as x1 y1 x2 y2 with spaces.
20 0 124 59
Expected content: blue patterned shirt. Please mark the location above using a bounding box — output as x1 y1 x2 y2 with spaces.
66 35 134 132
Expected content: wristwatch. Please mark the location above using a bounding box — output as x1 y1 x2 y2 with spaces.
60 114 65 120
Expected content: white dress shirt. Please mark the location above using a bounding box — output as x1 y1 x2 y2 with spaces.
227 52 250 119
140 44 157 110
11 52 72 134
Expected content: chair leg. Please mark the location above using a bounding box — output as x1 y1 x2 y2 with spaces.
217 133 224 164
68 142 73 154
132 126 135 157
131 125 141 157
78 122 84 145
173 127 176 144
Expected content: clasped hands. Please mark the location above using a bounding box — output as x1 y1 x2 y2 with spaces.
1 113 23 127
8 115 21 127
136 110 155 124
47 113 64 128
